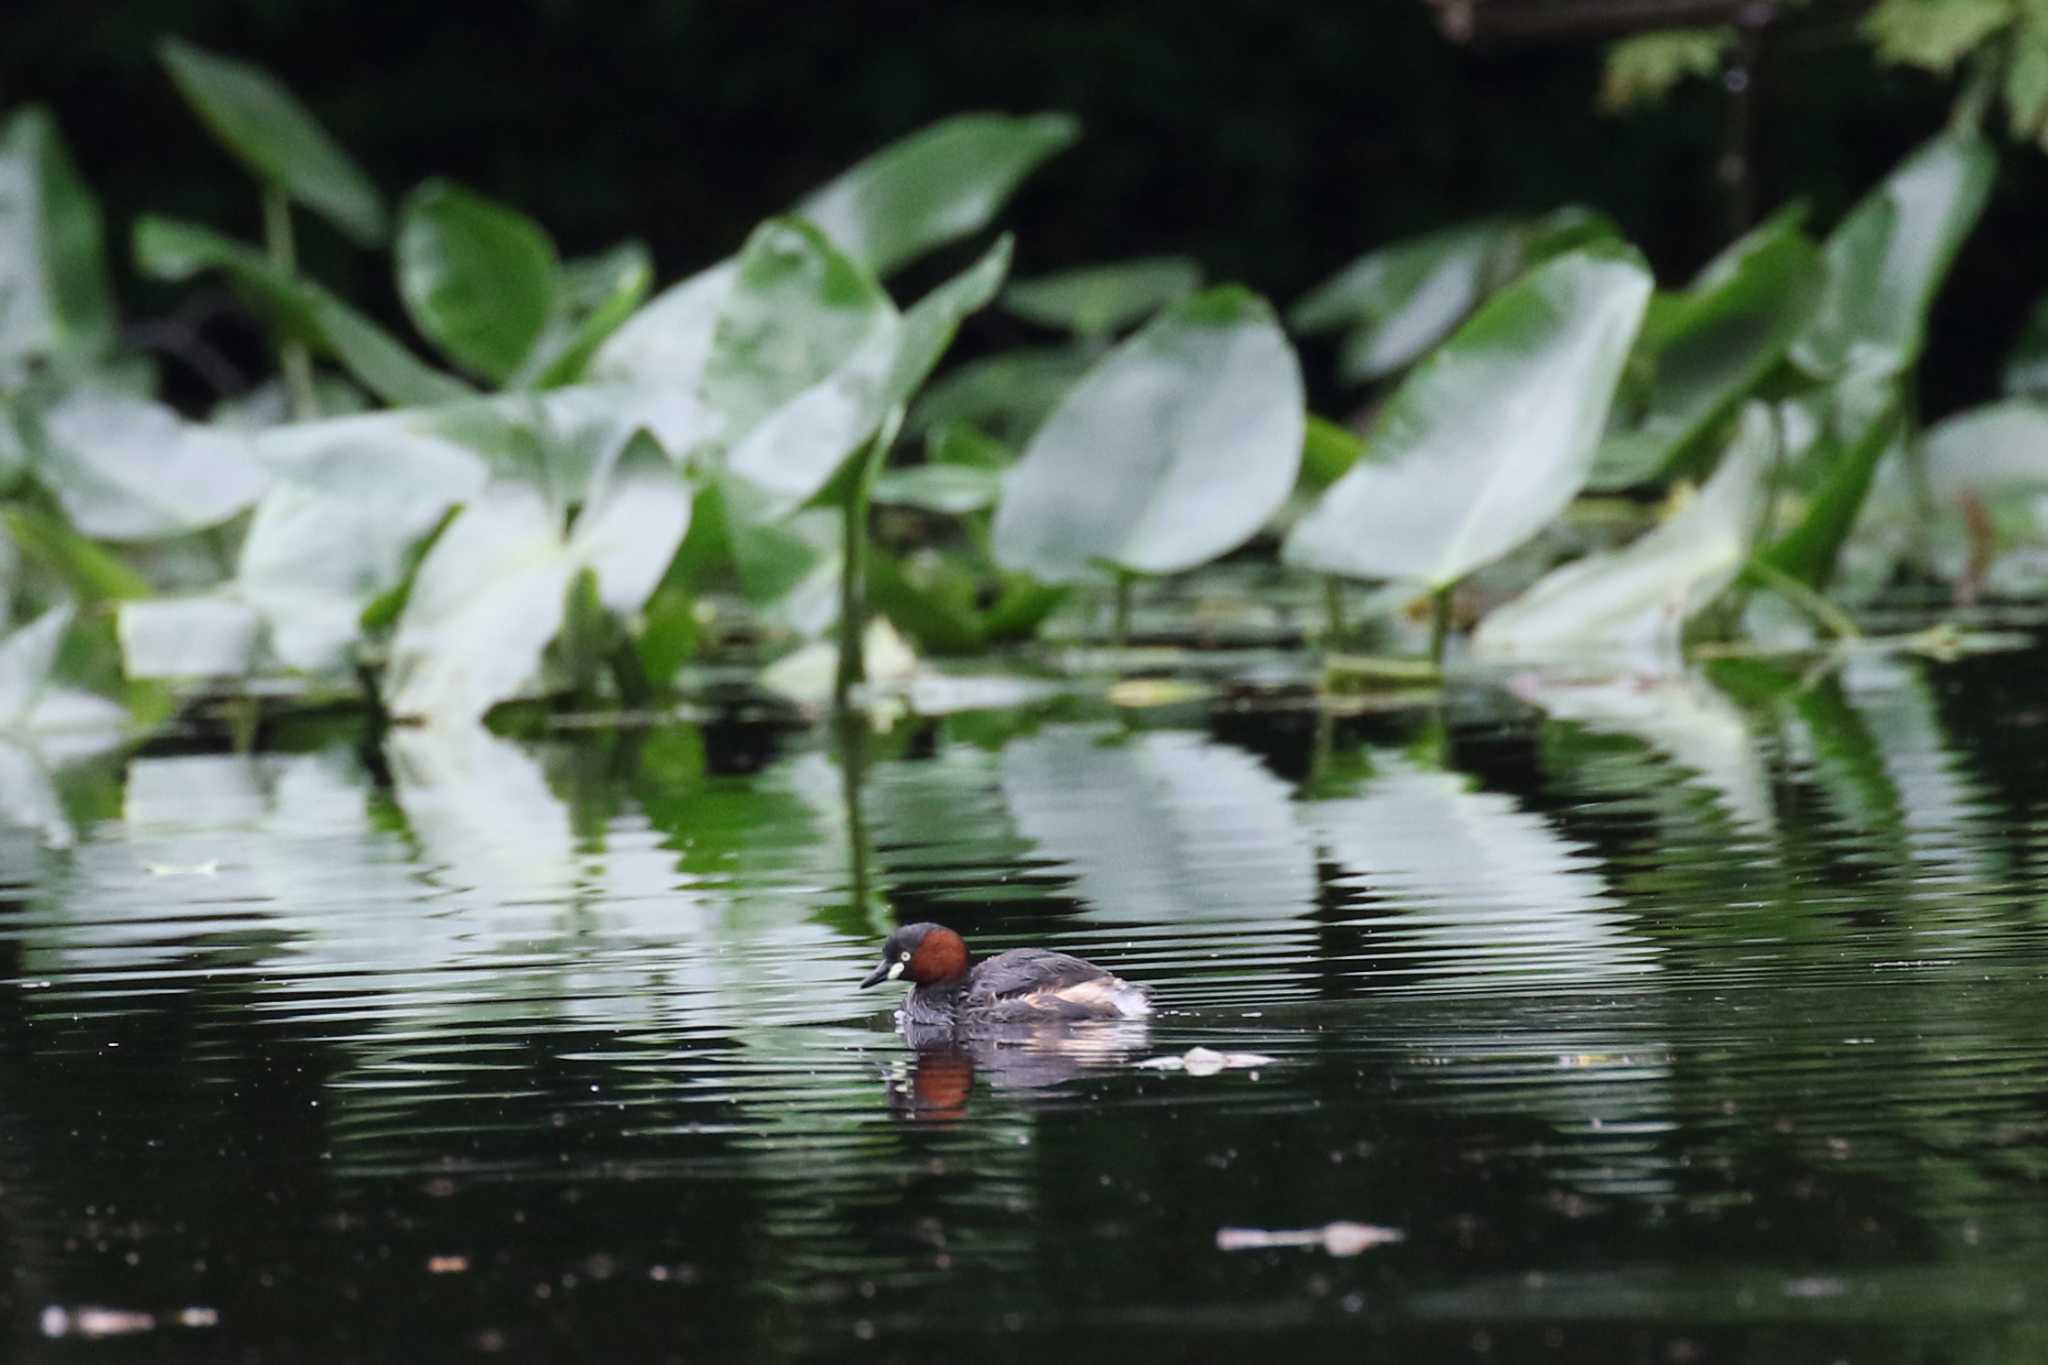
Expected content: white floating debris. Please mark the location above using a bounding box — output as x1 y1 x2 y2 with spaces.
40 1305 157 1338
1215 1221 1405 1257
1137 1046 1279 1075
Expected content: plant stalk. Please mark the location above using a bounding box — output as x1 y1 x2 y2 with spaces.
1744 558 1862 640
834 436 885 711
1323 576 1346 646
1427 585 1454 666
262 186 319 420
1114 572 1133 648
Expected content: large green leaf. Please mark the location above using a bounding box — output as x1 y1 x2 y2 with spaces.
1291 221 1506 384
796 112 1078 276
1473 404 1774 663
0 108 115 373
992 285 1304 583
158 38 386 245
1591 207 1821 490
514 241 653 388
28 388 270 541
706 219 900 514
135 216 470 406
883 235 1012 410
396 180 558 384
1001 256 1199 337
1283 244 1654 589
589 259 737 387
1791 130 1994 382
386 433 689 722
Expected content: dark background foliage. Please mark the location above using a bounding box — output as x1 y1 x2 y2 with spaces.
4 0 2038 413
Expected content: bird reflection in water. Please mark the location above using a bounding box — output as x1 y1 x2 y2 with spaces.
884 1021 1152 1122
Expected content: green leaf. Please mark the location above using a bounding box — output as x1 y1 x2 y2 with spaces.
927 421 1014 470
1284 244 1654 590
589 259 736 386
1591 206 1822 490
386 432 689 722
1919 398 2048 499
0 108 115 373
992 285 1304 583
1791 130 1995 382
1473 403 1774 662
1292 221 1506 384
707 219 900 514
0 604 73 725
516 241 653 388
906 344 1092 445
1760 377 1903 588
27 388 270 540
1 504 150 601
871 463 1003 514
396 180 558 384
135 216 471 407
884 235 1012 410
1863 0 2014 74
1599 28 1734 112
158 38 386 245
1001 256 1199 337
1300 414 1366 489
796 111 1078 276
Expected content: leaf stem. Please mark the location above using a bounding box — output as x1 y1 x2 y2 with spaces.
1744 557 1862 640
1428 585 1454 666
1114 572 1133 648
262 186 319 420
1323 576 1346 647
834 434 886 711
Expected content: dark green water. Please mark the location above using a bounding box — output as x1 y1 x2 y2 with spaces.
5 636 2048 1362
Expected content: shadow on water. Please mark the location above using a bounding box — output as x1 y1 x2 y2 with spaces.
5 634 2048 1359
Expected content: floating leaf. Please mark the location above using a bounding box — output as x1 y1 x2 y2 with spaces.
1285 245 1653 589
30 388 270 540
396 180 557 383
993 286 1304 583
159 38 386 245
136 216 470 407
1591 207 1820 490
1474 404 1773 664
0 107 115 373
1791 130 1994 382
1002 256 1199 337
1292 221 1506 384
796 112 1078 277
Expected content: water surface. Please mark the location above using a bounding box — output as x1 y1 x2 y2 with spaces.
5 634 2048 1361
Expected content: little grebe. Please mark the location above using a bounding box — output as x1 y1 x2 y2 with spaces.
859 922 1151 1027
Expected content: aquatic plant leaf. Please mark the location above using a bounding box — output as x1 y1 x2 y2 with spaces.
0 108 115 373
1791 130 1994 382
135 216 471 406
514 241 653 388
116 595 262 679
1300 415 1366 489
1 505 150 602
992 286 1304 583
796 112 1078 276
158 38 386 245
885 236 1012 410
0 604 69 725
589 259 737 387
871 464 1003 513
1291 221 1505 384
1599 28 1734 112
1919 399 2048 499
1284 244 1653 590
1591 207 1821 490
1760 376 1902 588
1474 404 1773 664
396 180 557 384
385 433 688 722
906 345 1092 445
707 219 901 514
30 388 270 540
1001 255 1199 337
